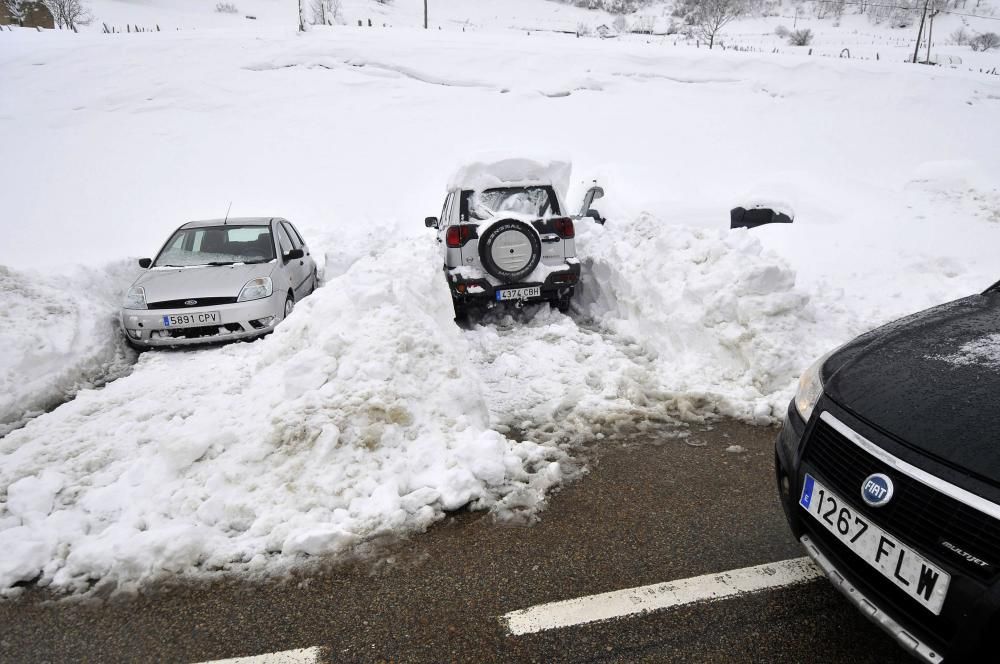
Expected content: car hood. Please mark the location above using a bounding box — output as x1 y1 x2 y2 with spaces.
824 290 1000 481
133 262 275 303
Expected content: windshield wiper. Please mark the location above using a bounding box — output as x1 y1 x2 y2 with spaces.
204 261 237 266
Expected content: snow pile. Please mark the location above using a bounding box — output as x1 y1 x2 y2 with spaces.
575 214 857 420
448 157 572 201
0 240 564 595
0 262 140 436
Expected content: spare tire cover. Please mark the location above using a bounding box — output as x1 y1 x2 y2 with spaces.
477 219 542 283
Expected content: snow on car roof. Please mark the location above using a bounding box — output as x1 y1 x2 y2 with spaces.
448 157 571 200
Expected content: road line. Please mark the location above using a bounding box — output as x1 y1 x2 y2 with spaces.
502 556 822 636
194 646 322 664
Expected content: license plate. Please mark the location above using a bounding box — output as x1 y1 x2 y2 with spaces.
162 311 220 327
800 474 950 614
496 286 540 302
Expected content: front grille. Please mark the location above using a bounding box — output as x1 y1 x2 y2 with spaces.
804 417 1000 578
167 325 223 339
147 297 238 310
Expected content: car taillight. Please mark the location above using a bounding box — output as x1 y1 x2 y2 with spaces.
446 225 475 248
553 217 575 239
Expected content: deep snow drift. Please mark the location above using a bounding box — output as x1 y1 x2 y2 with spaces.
0 262 140 436
1 24 998 594
0 242 565 595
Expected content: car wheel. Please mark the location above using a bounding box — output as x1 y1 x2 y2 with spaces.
477 219 542 283
283 294 294 320
308 270 318 295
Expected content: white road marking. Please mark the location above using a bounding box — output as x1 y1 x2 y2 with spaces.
194 646 322 664
503 556 823 636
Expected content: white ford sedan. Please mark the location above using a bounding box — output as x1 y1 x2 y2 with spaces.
120 217 317 348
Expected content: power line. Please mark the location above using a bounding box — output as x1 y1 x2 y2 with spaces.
813 0 1000 20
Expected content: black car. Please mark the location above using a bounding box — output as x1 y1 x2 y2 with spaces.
775 280 1000 662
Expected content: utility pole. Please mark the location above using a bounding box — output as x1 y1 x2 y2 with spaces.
912 0 929 63
424 0 428 29
925 6 940 65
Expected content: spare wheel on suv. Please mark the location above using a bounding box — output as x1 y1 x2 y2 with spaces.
477 219 542 283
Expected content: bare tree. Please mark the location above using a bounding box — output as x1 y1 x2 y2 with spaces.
694 0 745 49
298 0 306 31
3 0 27 24
970 31 1000 51
310 0 340 25
43 0 92 30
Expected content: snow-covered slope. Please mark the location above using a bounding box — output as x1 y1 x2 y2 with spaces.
0 23 998 594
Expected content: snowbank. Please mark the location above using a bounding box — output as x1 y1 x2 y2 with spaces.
0 262 140 436
575 215 859 421
0 240 564 595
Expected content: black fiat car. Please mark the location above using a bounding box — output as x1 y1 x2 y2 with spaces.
776 280 1000 662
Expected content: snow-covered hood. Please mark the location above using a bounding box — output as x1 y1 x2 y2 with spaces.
132 262 275 303
824 290 1000 481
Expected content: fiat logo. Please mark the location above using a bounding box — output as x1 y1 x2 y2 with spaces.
861 473 894 507
184 299 198 306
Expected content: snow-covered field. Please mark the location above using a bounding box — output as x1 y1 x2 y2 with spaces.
1 6 999 595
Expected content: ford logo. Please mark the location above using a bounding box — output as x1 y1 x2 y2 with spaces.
861 473 894 507
184 300 198 306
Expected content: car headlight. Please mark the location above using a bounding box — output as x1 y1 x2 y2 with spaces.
237 277 273 302
794 349 835 423
123 286 147 310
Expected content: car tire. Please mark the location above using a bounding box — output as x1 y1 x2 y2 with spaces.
477 219 541 284
283 293 294 321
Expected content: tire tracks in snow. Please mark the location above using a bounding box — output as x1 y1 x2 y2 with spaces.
462 305 723 449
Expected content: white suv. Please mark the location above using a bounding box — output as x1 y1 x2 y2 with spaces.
425 160 603 319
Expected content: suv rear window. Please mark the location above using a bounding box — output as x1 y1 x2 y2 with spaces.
463 186 560 221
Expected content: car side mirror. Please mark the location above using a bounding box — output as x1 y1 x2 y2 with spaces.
586 209 605 225
285 248 305 261
425 216 439 229
578 185 605 217
138 258 152 268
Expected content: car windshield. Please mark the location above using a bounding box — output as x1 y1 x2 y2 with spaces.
154 225 275 267
465 187 557 221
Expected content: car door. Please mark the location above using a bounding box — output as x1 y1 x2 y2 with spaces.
283 220 316 294
275 221 309 300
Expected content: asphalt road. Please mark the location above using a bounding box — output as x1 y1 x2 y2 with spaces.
0 420 912 664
